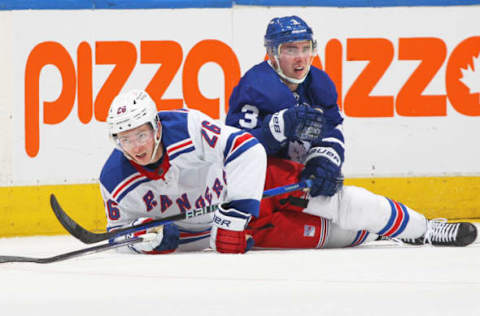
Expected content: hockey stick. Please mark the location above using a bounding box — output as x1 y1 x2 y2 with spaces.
51 179 312 244
0 237 144 264
0 180 311 264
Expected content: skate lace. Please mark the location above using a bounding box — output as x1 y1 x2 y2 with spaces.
424 218 459 244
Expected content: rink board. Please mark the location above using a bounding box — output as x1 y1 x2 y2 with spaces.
1 176 479 237
1 4 479 237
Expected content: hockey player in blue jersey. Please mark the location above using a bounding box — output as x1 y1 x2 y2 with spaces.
227 15 343 198
227 15 477 248
100 89 267 254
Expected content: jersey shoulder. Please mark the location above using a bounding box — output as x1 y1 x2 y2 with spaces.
100 149 156 203
100 149 140 193
158 109 196 160
306 66 338 106
232 61 297 111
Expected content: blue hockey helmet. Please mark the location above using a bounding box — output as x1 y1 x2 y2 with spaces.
264 16 316 54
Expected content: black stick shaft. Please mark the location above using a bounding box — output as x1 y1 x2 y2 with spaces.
51 180 312 244
0 237 143 264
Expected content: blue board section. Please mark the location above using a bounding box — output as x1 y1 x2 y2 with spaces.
1 0 479 9
236 0 480 6
0 0 232 10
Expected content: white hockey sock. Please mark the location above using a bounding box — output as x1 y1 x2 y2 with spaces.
303 186 427 239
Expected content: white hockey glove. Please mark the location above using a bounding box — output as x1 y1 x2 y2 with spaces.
127 217 180 254
210 205 254 254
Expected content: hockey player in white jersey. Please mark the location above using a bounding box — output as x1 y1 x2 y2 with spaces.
100 88 476 256
100 89 266 254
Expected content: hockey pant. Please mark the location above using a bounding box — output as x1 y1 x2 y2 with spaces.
248 158 428 249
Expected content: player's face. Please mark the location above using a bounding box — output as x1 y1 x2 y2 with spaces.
117 123 156 165
278 40 314 80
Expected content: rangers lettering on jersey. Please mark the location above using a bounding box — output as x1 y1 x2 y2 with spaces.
99 109 267 253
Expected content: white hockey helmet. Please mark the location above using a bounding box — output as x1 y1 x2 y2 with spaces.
107 89 162 162
107 89 159 136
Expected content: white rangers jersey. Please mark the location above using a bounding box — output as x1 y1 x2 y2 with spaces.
99 109 266 252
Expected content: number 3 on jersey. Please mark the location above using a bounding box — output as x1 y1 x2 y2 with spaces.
239 104 259 129
201 120 221 148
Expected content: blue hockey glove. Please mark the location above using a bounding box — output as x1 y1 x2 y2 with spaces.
301 147 344 197
127 218 180 254
210 204 255 254
294 105 325 142
262 105 323 152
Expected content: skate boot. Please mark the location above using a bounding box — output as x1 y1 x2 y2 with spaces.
401 219 477 247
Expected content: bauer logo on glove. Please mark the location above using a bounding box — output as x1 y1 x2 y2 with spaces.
210 204 254 253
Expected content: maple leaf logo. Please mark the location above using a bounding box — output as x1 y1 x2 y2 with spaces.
459 53 480 95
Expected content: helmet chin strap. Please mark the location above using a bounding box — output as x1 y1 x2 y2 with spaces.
118 122 163 164
148 122 163 164
269 57 310 85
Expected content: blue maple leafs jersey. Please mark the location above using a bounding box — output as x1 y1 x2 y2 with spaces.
226 61 345 165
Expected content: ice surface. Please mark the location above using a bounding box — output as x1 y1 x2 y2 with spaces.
0 234 479 316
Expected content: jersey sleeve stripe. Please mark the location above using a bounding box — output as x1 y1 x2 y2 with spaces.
232 133 254 152
116 178 153 202
167 139 195 160
167 139 193 154
112 173 153 203
169 146 195 160
178 234 210 245
178 228 210 245
112 173 145 199
224 132 259 166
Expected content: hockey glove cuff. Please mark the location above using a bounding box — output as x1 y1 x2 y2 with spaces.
301 147 344 197
210 205 254 254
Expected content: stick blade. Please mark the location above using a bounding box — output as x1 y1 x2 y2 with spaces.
50 194 105 244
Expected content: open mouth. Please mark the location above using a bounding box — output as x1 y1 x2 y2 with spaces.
294 66 305 74
136 152 147 159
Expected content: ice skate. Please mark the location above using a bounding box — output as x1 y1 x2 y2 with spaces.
401 219 477 247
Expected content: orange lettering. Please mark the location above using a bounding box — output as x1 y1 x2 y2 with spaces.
77 42 93 123
183 40 240 118
25 41 76 157
397 38 447 116
344 38 394 117
311 54 323 69
325 39 343 110
141 41 183 110
94 41 137 122
446 36 480 116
